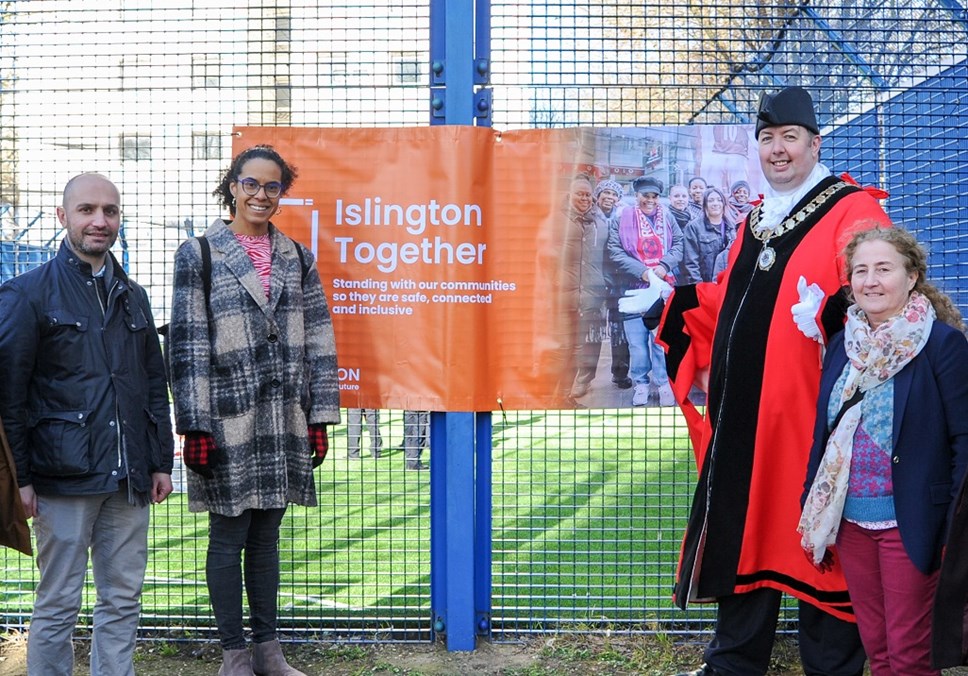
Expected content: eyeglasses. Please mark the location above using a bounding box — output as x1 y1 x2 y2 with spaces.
236 177 283 199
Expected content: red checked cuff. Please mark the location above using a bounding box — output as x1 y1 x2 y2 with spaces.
308 424 328 467
183 432 217 478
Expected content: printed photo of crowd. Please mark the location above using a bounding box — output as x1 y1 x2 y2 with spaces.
557 125 763 409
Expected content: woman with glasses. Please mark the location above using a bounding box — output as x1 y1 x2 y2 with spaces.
168 145 340 676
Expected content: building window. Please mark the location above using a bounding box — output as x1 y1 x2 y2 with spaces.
322 51 347 85
192 133 221 161
120 55 151 89
192 54 221 89
393 52 421 84
274 77 291 110
275 14 291 45
120 134 151 161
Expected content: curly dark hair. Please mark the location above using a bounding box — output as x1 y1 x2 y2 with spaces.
213 145 298 215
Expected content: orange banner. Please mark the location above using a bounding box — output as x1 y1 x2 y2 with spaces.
233 125 762 411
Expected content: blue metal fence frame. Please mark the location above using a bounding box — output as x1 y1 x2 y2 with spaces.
427 0 494 652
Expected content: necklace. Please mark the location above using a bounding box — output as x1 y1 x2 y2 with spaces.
749 182 849 271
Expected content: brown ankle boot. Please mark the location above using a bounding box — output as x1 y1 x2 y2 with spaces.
251 639 306 676
217 647 255 676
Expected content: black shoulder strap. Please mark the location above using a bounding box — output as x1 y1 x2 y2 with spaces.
831 388 865 431
198 235 212 303
290 237 309 283
286 235 309 284
157 236 211 339
295 242 309 283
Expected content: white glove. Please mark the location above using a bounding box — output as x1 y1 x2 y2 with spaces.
792 275 824 343
618 269 675 314
618 286 661 315
647 268 674 301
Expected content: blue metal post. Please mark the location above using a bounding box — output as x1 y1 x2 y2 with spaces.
474 412 492 637
471 0 493 636
444 0 473 125
428 0 446 124
429 410 447 634
429 411 492 649
428 0 487 652
444 412 476 649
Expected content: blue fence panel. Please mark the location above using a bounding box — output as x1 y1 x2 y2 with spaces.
882 62 968 310
825 110 883 187
0 240 55 282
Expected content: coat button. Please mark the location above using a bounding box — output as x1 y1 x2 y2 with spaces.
271 378 281 388
268 333 278 342
893 456 900 464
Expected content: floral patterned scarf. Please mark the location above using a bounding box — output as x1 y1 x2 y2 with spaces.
798 292 934 564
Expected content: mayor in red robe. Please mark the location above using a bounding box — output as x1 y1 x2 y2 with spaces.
660 86 893 676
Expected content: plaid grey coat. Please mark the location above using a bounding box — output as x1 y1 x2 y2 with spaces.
169 219 340 516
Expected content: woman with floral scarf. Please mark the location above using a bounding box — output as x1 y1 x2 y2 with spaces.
799 226 968 676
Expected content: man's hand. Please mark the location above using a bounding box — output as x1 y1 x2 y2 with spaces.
19 484 37 519
792 275 824 343
150 473 173 504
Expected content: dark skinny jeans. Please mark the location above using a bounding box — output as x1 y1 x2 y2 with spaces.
207 507 287 649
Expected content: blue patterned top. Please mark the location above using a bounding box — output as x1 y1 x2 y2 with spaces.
827 364 897 528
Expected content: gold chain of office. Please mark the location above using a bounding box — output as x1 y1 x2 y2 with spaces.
749 181 851 271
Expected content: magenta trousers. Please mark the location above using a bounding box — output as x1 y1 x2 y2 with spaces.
836 520 940 676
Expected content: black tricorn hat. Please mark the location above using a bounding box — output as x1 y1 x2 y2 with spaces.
755 86 820 138
632 176 663 196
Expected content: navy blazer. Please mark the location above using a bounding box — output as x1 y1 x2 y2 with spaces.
803 321 968 574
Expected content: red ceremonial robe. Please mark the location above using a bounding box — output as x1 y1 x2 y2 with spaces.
659 175 891 621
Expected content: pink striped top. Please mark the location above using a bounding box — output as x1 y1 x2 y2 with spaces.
235 233 272 299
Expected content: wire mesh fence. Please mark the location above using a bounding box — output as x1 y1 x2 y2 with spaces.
490 408 710 637
0 0 966 643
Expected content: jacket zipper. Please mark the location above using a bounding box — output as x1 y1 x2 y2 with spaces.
95 277 124 476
